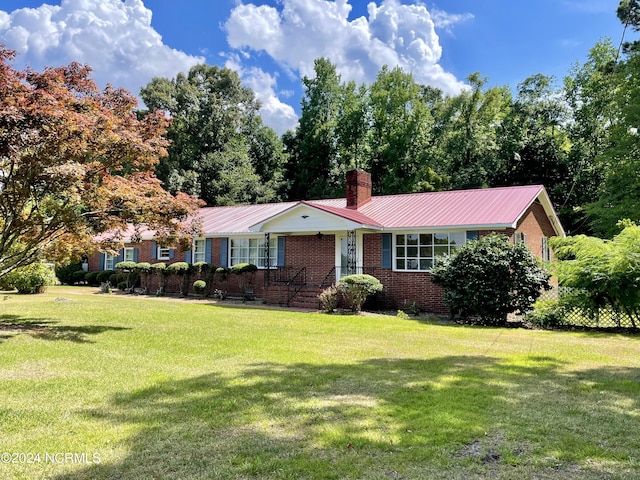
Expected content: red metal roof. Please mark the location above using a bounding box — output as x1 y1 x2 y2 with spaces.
115 184 560 240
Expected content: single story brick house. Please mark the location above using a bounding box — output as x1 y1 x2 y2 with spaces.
87 170 564 311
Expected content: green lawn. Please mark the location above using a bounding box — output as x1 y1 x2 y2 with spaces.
1 286 639 479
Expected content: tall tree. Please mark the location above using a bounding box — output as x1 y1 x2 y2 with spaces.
140 64 285 206
562 40 618 234
439 73 511 189
287 58 343 200
368 66 435 194
0 48 200 278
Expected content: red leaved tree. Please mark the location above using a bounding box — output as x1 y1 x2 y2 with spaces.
0 48 202 278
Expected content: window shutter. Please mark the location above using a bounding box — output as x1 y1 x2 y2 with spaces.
466 231 479 242
277 236 285 266
117 249 124 263
99 254 105 271
381 233 392 269
220 238 229 267
133 248 139 263
169 249 175 260
151 241 157 260
205 238 213 264
185 250 192 263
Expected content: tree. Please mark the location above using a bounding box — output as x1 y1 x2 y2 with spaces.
562 40 618 234
0 48 200 279
430 234 551 325
550 221 640 327
287 58 344 200
140 64 285 206
439 73 511 189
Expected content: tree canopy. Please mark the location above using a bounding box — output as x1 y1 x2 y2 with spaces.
0 48 201 278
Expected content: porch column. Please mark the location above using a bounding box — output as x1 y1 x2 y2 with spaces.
347 229 357 275
264 232 271 285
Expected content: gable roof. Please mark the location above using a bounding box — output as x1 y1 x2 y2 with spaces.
194 184 564 237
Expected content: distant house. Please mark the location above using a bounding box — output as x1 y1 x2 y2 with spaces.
88 170 564 311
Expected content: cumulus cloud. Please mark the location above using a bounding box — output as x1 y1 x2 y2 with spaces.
0 0 204 101
225 0 468 95
224 54 298 134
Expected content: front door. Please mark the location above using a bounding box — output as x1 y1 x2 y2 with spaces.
336 231 357 282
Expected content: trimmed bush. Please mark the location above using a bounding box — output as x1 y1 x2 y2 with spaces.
85 271 99 286
55 263 83 285
337 274 383 312
193 280 207 296
430 233 551 325
96 270 114 283
150 263 167 295
4 263 56 294
167 262 192 296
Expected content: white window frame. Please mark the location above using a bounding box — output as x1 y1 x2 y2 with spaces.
542 237 553 262
104 253 116 271
157 247 171 260
514 231 527 245
193 238 206 264
123 247 135 262
229 237 277 268
394 231 467 272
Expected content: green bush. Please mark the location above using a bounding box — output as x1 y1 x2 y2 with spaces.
230 263 258 275
167 262 192 296
85 271 99 286
525 299 566 328
96 270 114 283
4 263 56 294
337 274 383 312
318 285 338 313
55 263 83 285
150 263 167 295
430 233 551 325
71 270 87 285
193 280 207 295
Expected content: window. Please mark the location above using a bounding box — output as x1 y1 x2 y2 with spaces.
514 231 527 245
395 232 466 271
193 239 206 264
105 254 116 270
157 247 171 260
123 247 135 262
542 237 552 262
229 237 277 268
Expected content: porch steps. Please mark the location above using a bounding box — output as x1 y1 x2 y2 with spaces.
265 284 322 310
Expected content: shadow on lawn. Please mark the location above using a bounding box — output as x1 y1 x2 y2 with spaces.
0 314 130 343
53 356 640 480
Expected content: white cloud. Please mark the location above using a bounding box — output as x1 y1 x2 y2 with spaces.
225 0 468 95
429 8 474 34
224 54 298 135
0 0 204 101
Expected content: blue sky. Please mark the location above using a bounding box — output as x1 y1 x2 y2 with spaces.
0 0 630 134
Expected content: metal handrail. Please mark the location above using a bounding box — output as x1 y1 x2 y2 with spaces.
287 267 306 306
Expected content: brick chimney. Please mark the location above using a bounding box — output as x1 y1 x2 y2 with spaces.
346 169 372 209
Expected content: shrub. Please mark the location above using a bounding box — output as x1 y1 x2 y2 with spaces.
430 233 551 325
96 270 114 283
231 263 257 298
55 263 83 285
134 262 152 290
215 267 230 282
85 271 99 286
230 263 258 275
525 299 566 328
402 300 422 316
167 262 192 296
337 274 383 312
115 261 139 291
4 263 56 294
71 269 87 285
193 280 207 296
318 284 339 313
150 263 167 295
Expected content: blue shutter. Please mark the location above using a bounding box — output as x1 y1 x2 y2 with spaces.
466 231 479 242
99 253 105 270
117 249 124 263
133 248 139 263
381 233 392 269
169 249 175 260
220 238 228 267
185 250 192 263
151 241 157 260
277 236 285 266
205 239 213 264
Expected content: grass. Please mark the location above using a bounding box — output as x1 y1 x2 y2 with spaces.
0 286 639 479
